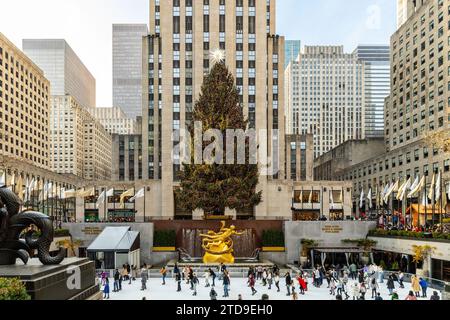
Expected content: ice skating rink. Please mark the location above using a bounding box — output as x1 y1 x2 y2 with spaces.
103 276 440 301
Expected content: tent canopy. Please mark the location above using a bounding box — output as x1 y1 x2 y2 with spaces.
407 204 446 226
407 204 446 215
87 226 140 253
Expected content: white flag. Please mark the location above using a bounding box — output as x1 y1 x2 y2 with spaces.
421 191 428 206
367 188 372 209
384 181 398 204
398 178 412 200
0 172 5 187
409 176 419 195
435 171 441 202
359 190 365 209
106 188 114 197
447 182 450 199
96 191 106 209
129 188 145 202
428 173 436 203
408 176 425 198
330 190 334 210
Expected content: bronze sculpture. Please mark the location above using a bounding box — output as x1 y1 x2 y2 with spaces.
0 186 65 265
200 221 244 264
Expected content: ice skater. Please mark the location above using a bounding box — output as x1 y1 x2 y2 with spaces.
248 274 257 296
103 278 110 299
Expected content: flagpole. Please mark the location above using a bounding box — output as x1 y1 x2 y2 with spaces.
440 174 443 227
144 186 146 223
104 187 107 222
424 175 427 230
430 173 436 231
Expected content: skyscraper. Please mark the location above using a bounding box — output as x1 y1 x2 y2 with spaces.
285 46 365 158
22 39 96 109
0 33 51 170
23 39 111 181
354 45 390 138
113 24 148 119
397 0 427 29
142 0 285 218
285 40 301 68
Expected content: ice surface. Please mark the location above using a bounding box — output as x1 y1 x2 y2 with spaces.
102 275 440 301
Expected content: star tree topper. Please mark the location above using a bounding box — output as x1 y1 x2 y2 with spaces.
210 49 225 65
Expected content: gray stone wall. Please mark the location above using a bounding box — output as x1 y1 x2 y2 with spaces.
63 223 154 264
284 221 377 264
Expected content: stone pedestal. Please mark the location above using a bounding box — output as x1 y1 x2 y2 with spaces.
0 258 99 300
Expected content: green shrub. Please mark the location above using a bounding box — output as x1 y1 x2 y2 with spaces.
262 230 285 247
0 278 30 300
153 230 176 247
379 260 387 270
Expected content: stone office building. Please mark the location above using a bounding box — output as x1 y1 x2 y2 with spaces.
315 0 450 212
141 0 286 219
0 33 51 170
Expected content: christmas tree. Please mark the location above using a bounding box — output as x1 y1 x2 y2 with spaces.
177 50 262 216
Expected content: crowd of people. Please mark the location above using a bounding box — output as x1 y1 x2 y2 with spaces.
99 262 441 301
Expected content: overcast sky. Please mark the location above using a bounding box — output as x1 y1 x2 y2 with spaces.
0 0 396 108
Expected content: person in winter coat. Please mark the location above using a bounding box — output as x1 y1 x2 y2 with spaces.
160 266 167 285
405 291 418 300
391 291 399 300
267 272 273 290
387 275 395 295
342 272 349 286
352 283 360 300
274 273 281 292
262 269 268 286
248 274 257 296
359 283 367 300
176 272 182 292
192 273 199 296
411 275 421 297
349 263 357 280
210 287 218 300
210 268 217 287
122 265 129 281
204 270 211 287
173 263 180 276
113 269 120 292
256 266 263 280
140 266 148 291
188 268 194 290
298 276 307 295
358 271 365 284
374 293 383 301
329 278 336 296
430 291 440 300
285 272 292 296
103 278 110 299
419 278 428 298
223 272 230 297
398 272 405 288
371 277 379 298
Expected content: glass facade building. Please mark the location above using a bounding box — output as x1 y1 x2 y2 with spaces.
113 24 148 120
285 40 301 68
354 45 391 138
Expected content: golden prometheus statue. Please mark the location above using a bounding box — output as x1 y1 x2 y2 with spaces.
200 221 244 264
